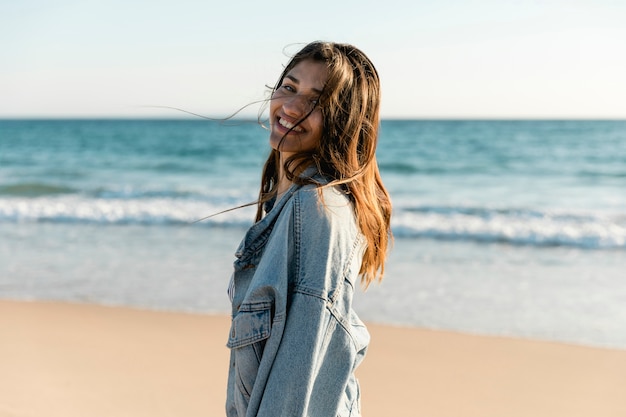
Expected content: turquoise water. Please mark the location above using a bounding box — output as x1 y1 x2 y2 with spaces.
1 119 625 348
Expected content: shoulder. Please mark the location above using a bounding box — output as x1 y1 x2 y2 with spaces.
287 184 359 253
292 184 354 224
288 168 353 218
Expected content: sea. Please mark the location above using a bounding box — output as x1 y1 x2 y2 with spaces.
1 119 625 349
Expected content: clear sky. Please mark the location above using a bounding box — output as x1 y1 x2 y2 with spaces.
1 0 625 119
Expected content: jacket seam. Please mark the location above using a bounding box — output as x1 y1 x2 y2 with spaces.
292 284 326 300
293 190 302 281
289 290 360 351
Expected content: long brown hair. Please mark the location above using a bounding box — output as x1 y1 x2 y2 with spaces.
258 41 392 286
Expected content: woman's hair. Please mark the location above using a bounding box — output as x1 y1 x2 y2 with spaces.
258 41 392 286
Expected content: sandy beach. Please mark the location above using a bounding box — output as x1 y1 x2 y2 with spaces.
1 300 625 417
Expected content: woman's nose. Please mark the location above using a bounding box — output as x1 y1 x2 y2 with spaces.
282 95 307 117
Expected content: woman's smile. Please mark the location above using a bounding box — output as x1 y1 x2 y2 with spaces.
277 116 304 133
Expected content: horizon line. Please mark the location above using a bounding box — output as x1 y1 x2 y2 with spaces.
1 115 625 122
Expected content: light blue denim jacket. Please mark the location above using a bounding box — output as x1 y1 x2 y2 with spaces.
226 173 370 417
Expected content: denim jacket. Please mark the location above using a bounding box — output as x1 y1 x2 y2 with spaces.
226 173 370 417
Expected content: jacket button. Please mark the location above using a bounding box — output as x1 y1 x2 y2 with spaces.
231 328 236 338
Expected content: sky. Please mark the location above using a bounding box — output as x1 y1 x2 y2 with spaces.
1 0 625 119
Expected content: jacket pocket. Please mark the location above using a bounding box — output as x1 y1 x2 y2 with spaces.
227 302 273 402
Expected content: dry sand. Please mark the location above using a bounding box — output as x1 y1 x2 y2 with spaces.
1 300 625 417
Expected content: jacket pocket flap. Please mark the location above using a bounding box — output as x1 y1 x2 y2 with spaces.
227 302 272 349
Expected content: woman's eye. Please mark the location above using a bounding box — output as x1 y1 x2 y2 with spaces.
282 85 295 92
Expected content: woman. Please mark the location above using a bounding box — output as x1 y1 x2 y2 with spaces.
226 41 392 417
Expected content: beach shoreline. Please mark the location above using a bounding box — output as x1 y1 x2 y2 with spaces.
2 299 625 417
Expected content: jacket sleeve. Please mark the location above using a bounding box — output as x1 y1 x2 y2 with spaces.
255 188 366 416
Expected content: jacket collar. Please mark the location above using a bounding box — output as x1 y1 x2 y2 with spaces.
235 165 325 260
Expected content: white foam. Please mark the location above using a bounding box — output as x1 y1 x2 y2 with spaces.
2 196 625 249
392 208 626 249
0 196 255 227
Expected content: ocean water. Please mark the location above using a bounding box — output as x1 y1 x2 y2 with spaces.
1 119 625 348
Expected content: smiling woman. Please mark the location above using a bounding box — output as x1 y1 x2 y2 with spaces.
225 41 392 417
268 60 327 159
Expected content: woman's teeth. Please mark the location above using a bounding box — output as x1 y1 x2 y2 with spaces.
279 118 303 132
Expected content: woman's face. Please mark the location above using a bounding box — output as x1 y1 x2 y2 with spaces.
269 59 328 158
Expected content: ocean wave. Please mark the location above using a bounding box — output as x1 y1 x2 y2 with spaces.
1 197 625 249
0 196 255 227
393 206 626 249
